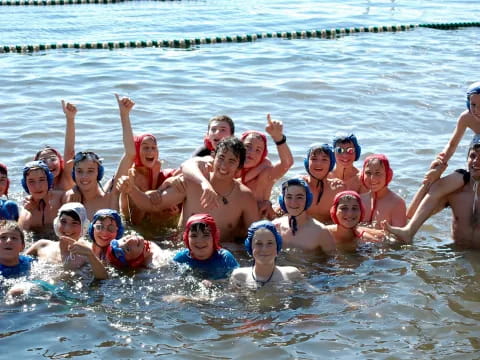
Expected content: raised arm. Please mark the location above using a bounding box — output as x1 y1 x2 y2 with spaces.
61 100 76 188
438 111 470 165
264 113 294 180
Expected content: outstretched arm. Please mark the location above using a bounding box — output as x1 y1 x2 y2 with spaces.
264 113 294 180
61 100 76 188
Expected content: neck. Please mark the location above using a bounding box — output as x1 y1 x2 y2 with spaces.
0 257 20 267
210 173 235 192
334 224 357 243
333 165 355 179
373 186 389 198
77 184 102 200
253 262 276 280
289 211 308 226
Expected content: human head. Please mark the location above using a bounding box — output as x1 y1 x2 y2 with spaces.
279 178 313 214
330 191 364 228
0 220 25 263
106 234 150 269
360 154 393 192
245 220 282 256
72 151 104 184
0 163 10 196
214 137 246 170
88 209 124 247
466 81 480 115
134 133 158 168
332 134 361 162
183 213 220 260
53 202 89 240
304 144 335 180
204 115 235 151
21 160 54 195
241 131 268 169
0 200 19 221
35 146 64 178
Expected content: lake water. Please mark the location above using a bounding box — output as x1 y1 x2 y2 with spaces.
1 0 480 358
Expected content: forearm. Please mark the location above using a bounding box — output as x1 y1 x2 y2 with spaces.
88 253 108 280
407 184 430 219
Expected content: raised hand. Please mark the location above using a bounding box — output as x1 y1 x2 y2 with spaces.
265 113 284 143
115 93 135 116
61 100 77 120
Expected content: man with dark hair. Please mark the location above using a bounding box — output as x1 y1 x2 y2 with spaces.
192 115 235 157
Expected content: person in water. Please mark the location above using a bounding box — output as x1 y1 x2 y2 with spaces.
192 115 235 157
25 202 107 279
230 220 301 288
273 178 336 254
385 134 480 249
173 214 239 280
118 137 259 243
0 221 34 278
328 134 365 193
0 163 19 221
360 154 406 228
302 143 344 223
88 209 124 262
34 100 77 191
18 160 65 238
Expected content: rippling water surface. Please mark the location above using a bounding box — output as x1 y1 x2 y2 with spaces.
1 0 480 358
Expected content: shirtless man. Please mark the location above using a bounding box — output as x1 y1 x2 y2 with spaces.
386 134 480 249
273 178 336 254
192 115 235 157
18 161 64 238
302 143 344 223
328 134 365 193
118 137 259 243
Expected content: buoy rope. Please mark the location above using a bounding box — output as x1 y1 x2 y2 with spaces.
1 22 479 54
0 0 177 5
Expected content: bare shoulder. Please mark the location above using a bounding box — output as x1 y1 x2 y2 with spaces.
230 267 249 284
386 190 406 204
278 265 302 280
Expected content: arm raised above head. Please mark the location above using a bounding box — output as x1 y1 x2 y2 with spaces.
61 100 76 187
264 113 294 180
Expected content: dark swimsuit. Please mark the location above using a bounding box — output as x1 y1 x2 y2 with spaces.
445 169 470 208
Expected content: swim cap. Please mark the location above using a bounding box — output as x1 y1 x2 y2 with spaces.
278 178 313 213
88 209 124 243
72 151 104 182
304 143 335 177
244 220 282 256
34 146 65 173
21 160 54 194
466 81 480 111
106 235 151 269
0 163 10 196
360 154 393 188
333 134 362 161
241 131 268 167
329 190 365 226
0 199 19 221
183 213 221 255
134 134 157 167
53 202 89 238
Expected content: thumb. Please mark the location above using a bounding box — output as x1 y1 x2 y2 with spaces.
114 93 121 103
128 168 135 182
266 113 272 125
61 99 66 110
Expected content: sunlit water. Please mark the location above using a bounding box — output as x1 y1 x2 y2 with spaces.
1 0 480 358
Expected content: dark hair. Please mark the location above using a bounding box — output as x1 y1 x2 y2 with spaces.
0 220 25 243
60 210 81 223
208 115 235 135
214 137 246 169
0 164 7 177
189 222 211 235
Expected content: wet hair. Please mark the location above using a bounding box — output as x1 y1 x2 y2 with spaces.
60 209 81 223
214 137 246 169
189 222 211 234
208 115 235 135
0 220 25 244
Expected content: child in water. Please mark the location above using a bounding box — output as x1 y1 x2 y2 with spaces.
0 221 34 278
173 213 239 280
230 220 301 288
88 209 124 262
192 115 235 157
0 163 19 221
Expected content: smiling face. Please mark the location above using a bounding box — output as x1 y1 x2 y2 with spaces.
243 134 266 169
58 214 82 241
139 136 159 168
187 222 214 260
334 141 356 168
74 159 99 190
0 173 8 197
26 168 49 199
37 149 61 178
335 196 362 229
207 120 232 150
213 148 241 179
0 228 24 265
93 217 118 248
284 185 307 216
363 159 387 193
469 94 480 120
118 236 145 261
252 228 277 265
468 146 480 180
309 149 331 179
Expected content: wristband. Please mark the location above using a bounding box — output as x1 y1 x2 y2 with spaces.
275 135 287 146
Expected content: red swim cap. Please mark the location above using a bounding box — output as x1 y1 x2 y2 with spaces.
330 190 365 227
183 213 221 255
360 154 393 189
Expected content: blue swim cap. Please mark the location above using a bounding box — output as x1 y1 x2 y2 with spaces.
21 160 54 194
88 209 124 242
109 240 128 266
466 81 480 112
0 199 19 221
304 143 335 176
278 178 313 213
244 220 283 256
332 134 361 161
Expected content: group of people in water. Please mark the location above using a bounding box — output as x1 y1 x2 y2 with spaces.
1 81 480 294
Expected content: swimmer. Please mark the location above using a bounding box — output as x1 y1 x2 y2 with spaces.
328 134 365 193
0 221 33 278
192 115 235 157
34 100 77 191
302 144 344 223
106 233 165 269
360 154 407 228
273 178 336 254
88 209 124 262
26 202 107 279
118 137 259 243
18 160 65 238
0 163 19 221
230 220 301 288
173 214 239 280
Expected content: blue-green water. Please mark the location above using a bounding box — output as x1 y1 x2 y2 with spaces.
1 1 480 358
